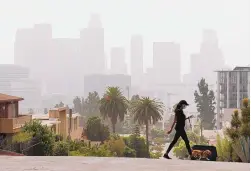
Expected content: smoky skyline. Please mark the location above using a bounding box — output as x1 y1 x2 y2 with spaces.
0 0 250 75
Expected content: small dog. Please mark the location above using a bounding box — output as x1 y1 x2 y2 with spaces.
192 150 211 160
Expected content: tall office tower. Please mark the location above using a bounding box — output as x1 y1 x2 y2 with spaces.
184 29 225 86
80 14 105 75
153 42 181 85
215 66 250 129
199 29 225 84
130 35 143 86
110 47 127 75
0 64 41 111
14 24 52 80
0 64 29 94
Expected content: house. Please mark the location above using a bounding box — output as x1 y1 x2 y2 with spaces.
0 93 84 142
29 107 83 140
0 93 32 140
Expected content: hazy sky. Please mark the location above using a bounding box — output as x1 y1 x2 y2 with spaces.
0 0 250 74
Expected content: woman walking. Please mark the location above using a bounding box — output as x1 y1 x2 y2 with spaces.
163 100 192 159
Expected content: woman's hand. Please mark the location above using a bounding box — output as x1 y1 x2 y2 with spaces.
166 129 172 134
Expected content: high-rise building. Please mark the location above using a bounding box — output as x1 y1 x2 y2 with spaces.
0 65 41 112
48 38 83 96
14 15 106 96
183 29 225 86
80 14 105 75
199 29 225 83
215 66 250 129
130 35 143 86
0 65 29 94
153 42 181 84
14 24 52 80
110 47 127 75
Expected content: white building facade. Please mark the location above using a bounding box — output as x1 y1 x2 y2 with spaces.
215 66 250 129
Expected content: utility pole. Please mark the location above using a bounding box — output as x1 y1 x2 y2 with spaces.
68 109 72 140
200 119 203 143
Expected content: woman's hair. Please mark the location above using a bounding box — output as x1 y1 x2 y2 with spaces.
175 103 182 111
175 100 188 111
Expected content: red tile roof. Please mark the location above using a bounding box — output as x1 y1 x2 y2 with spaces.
0 93 24 103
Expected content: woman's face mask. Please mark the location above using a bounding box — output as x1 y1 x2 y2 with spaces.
182 104 187 109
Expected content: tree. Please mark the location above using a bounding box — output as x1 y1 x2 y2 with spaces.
194 78 216 130
86 116 110 142
83 91 100 118
240 98 250 138
129 97 164 158
43 108 48 114
226 110 241 141
226 98 250 163
54 101 64 108
99 87 128 133
73 96 82 114
22 120 55 156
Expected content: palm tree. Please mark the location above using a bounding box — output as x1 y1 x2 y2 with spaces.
130 96 164 158
99 86 128 133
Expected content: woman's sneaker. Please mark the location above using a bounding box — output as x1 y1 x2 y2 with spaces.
163 154 172 159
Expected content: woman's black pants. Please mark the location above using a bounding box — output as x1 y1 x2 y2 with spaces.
165 129 192 155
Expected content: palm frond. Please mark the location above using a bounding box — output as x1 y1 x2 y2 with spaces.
129 96 164 125
99 86 128 125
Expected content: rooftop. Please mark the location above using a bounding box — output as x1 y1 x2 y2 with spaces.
40 120 61 127
0 157 249 171
215 66 250 72
30 113 81 120
0 93 24 103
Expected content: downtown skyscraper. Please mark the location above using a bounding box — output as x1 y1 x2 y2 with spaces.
130 35 143 87
153 42 181 85
80 14 105 75
110 47 127 75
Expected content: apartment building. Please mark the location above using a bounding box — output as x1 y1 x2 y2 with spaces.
0 93 32 137
31 108 83 140
0 93 83 141
215 66 250 129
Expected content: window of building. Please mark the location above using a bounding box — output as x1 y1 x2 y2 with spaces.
230 72 237 84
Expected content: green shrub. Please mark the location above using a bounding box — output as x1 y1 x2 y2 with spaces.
123 146 136 157
53 141 69 156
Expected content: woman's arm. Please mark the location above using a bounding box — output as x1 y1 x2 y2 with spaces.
185 115 194 120
167 115 177 134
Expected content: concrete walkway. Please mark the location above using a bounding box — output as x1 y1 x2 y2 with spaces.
0 156 249 171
